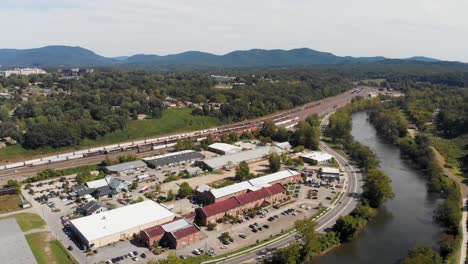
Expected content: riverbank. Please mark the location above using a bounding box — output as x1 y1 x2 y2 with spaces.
315 112 444 264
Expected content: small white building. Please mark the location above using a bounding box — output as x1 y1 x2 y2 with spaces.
301 152 334 165
207 143 242 155
318 167 341 179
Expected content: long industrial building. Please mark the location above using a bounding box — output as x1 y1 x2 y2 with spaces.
197 169 301 203
195 145 284 171
70 200 175 249
143 150 204 168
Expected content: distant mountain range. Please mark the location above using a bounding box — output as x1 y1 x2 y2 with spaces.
0 45 463 68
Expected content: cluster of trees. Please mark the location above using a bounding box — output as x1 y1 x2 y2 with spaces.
258 114 320 150
266 218 340 264
0 68 353 150
401 88 467 137
369 107 408 144
100 154 139 166
326 99 395 242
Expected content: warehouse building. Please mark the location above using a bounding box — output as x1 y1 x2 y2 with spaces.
195 183 287 226
198 169 301 203
318 167 341 179
104 160 147 174
301 152 334 165
140 218 202 249
70 200 175 249
143 150 204 168
207 142 242 155
195 145 283 171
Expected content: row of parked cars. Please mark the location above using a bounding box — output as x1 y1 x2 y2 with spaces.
106 251 145 263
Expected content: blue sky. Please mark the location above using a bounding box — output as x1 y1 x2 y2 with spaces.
1 0 467 61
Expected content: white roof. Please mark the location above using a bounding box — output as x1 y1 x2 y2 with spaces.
196 185 212 193
70 200 174 242
85 178 109 189
208 143 242 153
249 169 299 186
210 169 299 199
275 142 292 150
201 146 283 169
301 151 333 162
319 167 340 174
161 218 191 232
211 181 254 199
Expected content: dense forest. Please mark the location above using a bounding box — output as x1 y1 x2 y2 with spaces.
0 69 351 150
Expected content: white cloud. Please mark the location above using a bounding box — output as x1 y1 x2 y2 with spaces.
1 0 467 61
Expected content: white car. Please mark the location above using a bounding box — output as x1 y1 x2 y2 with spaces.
220 244 229 249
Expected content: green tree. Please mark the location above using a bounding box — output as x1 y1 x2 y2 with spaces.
177 182 193 198
294 218 321 260
401 246 443 264
167 189 175 201
260 120 277 138
235 161 250 181
268 242 302 264
269 152 281 172
362 168 395 208
333 215 365 242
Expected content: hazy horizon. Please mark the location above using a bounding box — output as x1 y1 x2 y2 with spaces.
2 0 467 61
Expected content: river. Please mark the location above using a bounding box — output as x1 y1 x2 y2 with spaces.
314 112 443 264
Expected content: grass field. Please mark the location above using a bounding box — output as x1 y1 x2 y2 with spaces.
0 108 222 161
0 213 46 232
0 194 22 213
431 134 468 177
26 232 78 264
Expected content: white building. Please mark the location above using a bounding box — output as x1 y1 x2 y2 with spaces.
70 200 175 248
318 167 341 179
207 143 242 155
0 68 47 78
301 151 334 165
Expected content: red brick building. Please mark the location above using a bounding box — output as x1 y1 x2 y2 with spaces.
140 218 203 249
165 225 203 249
195 183 287 226
140 225 165 248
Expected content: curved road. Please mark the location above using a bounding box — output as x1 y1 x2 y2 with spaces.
217 142 364 264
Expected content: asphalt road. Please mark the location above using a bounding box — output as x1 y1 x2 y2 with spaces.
0 87 369 184
217 142 364 264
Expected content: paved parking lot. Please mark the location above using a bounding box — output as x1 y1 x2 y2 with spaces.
19 145 345 263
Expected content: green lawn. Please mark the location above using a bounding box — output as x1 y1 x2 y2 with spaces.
0 213 46 232
26 232 78 264
0 108 222 161
0 195 22 213
431 134 468 177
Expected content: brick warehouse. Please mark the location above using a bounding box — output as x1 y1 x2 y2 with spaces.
196 169 301 204
195 183 287 226
140 218 203 249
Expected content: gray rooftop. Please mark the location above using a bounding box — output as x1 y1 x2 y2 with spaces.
198 146 283 170
104 160 147 173
0 218 37 264
144 151 204 168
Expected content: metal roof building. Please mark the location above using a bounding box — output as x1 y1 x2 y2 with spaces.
196 146 283 171
249 169 300 187
104 160 147 174
318 167 341 179
301 152 334 165
207 143 242 155
0 218 37 264
143 150 204 168
70 200 175 248
205 169 300 201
